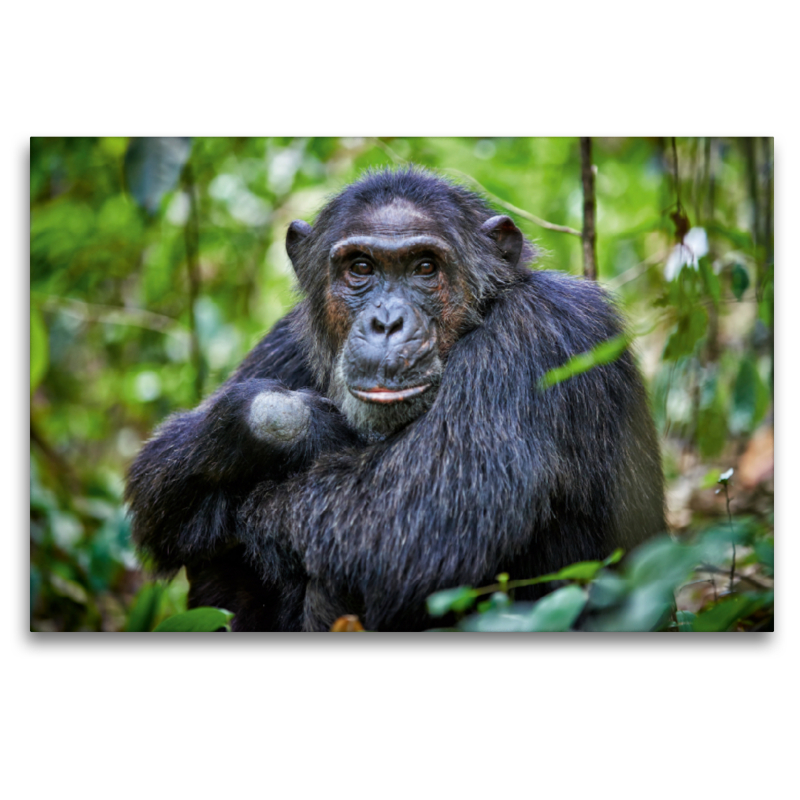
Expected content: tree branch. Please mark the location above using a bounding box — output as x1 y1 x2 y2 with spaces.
580 137 598 280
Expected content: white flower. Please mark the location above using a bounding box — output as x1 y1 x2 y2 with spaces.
664 227 709 281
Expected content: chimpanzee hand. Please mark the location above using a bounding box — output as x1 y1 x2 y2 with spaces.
196 379 359 484
126 378 359 573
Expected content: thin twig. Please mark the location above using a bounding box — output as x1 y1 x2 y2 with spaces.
723 483 736 593
34 294 190 341
445 168 582 236
604 250 669 291
580 137 598 280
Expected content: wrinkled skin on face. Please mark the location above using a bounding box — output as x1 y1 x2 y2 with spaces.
325 201 464 434
286 189 526 437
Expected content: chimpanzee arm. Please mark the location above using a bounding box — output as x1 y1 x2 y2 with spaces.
240 274 664 630
125 306 359 575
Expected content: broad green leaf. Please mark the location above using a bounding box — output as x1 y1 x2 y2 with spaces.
30 306 48 392
462 585 588 632
663 306 708 361
538 334 629 390
125 583 164 632
426 586 476 617
731 263 750 301
153 607 234 632
691 594 760 632
522 585 588 631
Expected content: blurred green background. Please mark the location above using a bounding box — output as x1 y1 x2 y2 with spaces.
29 137 773 631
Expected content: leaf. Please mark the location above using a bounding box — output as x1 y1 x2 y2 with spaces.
426 586 476 617
691 594 762 632
461 585 588 632
512 550 623 588
698 257 720 305
30 306 48 392
153 607 234 632
730 359 769 434
731 263 750 301
522 585 588 631
539 334 629 390
125 137 192 214
754 540 774 576
663 306 708 361
676 611 696 632
125 583 164 632
477 592 511 614
697 397 728 459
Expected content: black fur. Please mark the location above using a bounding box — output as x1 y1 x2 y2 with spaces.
126 167 665 632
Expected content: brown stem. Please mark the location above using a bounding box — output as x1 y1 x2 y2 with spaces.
580 137 598 280
182 163 204 401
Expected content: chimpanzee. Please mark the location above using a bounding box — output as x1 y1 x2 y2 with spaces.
126 167 665 631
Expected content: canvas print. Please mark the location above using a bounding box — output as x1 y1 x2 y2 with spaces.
29 137 774 632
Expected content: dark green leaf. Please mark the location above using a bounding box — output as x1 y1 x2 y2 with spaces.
691 594 761 632
153 607 234 632
731 359 769 433
125 583 164 632
731 263 750 301
663 306 708 361
426 586 476 617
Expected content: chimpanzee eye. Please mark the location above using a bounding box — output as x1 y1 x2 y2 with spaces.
350 261 373 277
416 260 436 276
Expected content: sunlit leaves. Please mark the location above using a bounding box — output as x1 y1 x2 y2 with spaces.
538 334 629 389
30 306 48 392
426 586 477 617
153 607 234 632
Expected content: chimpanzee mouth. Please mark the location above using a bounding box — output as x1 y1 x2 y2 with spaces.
348 384 432 404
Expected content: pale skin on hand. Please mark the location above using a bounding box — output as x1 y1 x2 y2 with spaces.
247 390 311 446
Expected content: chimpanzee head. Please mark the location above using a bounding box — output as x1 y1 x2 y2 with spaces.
285 168 534 435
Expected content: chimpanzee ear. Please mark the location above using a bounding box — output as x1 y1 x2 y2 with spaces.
480 215 523 267
286 220 313 273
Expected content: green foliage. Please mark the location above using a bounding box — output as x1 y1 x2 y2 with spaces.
435 522 774 633
125 583 164 632
29 137 773 631
153 607 234 632
538 335 629 389
30 305 48 392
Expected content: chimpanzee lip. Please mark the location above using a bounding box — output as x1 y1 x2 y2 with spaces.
348 384 431 404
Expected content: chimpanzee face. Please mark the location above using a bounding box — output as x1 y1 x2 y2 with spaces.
286 195 523 436
322 201 466 435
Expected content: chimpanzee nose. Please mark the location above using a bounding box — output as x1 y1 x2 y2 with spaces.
368 303 405 340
